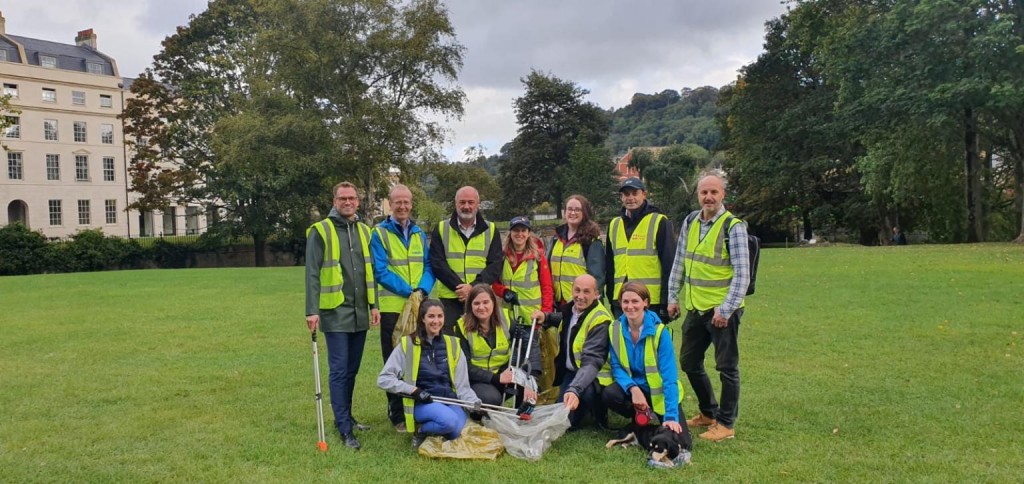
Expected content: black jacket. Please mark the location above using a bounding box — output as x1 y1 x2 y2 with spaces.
429 211 504 295
604 201 676 305
554 301 611 393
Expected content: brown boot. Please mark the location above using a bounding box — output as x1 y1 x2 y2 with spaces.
699 423 735 442
686 413 717 428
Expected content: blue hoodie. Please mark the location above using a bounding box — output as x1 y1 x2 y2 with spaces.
608 309 681 422
370 216 435 298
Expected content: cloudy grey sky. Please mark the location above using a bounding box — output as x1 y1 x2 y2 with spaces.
1 0 788 159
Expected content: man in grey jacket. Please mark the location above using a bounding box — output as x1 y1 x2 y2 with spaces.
551 274 611 429
305 181 380 450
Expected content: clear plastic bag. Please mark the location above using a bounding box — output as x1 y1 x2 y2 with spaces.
482 404 570 461
417 420 505 460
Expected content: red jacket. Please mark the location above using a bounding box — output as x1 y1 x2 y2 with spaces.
492 239 554 312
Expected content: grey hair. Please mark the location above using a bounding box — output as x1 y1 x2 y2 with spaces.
696 170 728 190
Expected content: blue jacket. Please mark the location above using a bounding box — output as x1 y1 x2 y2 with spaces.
608 309 680 422
370 216 435 298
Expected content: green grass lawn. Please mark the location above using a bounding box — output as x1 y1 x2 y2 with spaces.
2 244 1022 482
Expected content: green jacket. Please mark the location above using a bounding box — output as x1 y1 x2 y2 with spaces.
305 208 375 332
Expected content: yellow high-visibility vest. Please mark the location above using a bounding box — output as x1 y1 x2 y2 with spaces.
550 238 587 303
375 226 425 313
568 305 614 386
307 219 377 309
501 257 542 316
682 212 744 312
399 335 460 433
436 220 496 299
609 213 666 304
608 320 683 415
456 307 513 374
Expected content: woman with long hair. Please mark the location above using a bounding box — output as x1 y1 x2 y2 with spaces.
454 284 542 407
378 300 481 448
602 282 692 451
548 194 605 309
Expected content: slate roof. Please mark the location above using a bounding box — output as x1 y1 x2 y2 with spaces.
3 34 115 75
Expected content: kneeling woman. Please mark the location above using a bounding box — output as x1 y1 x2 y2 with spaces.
378 300 481 448
454 285 541 407
602 282 692 450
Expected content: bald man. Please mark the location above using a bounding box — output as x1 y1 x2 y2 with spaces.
429 186 504 331
537 274 612 429
667 173 750 442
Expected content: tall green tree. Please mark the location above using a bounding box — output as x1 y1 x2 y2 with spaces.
563 141 617 216
123 0 466 265
257 0 466 219
499 71 609 216
719 3 865 241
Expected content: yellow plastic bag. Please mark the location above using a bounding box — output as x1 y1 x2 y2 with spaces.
393 291 423 347
417 420 505 460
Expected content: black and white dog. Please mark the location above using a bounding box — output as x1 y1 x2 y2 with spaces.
605 424 692 467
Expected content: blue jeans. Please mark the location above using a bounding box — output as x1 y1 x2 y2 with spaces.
413 402 467 439
324 330 367 435
558 370 606 428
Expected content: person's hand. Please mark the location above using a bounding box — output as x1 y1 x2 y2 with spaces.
306 314 320 333
473 400 483 412
455 284 472 301
370 308 381 327
563 391 580 411
412 388 433 404
630 386 649 411
663 420 683 434
667 303 680 319
712 307 729 328
499 368 513 385
530 310 545 323
503 290 519 306
524 387 537 403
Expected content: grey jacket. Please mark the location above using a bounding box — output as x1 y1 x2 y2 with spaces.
304 208 375 332
377 336 481 405
557 301 612 395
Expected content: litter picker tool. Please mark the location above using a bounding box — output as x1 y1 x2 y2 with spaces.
311 332 328 452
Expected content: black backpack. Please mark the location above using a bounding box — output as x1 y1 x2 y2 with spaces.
684 211 760 295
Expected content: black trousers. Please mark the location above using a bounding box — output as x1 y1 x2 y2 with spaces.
680 308 742 428
440 298 464 335
379 312 404 425
602 383 692 450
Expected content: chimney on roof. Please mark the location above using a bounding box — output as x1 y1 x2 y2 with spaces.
0 11 7 35
76 28 97 49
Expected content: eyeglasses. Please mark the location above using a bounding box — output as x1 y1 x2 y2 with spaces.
565 207 582 213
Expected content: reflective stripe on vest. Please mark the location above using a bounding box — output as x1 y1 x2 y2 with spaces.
550 238 587 303
400 335 461 433
436 220 495 299
456 308 512 373
608 321 683 415
682 212 744 312
609 213 665 304
501 258 542 315
569 305 614 386
375 226 425 313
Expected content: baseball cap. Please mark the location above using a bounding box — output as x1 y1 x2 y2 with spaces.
619 177 646 192
509 216 531 229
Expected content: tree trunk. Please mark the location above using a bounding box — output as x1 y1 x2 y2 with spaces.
253 232 267 267
982 148 993 240
1015 153 1024 243
802 209 813 241
964 108 984 242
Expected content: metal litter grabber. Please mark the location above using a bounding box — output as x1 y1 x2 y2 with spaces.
505 303 539 417
430 396 535 421
311 332 328 452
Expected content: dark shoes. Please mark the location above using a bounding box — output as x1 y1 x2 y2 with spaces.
341 433 361 450
394 421 407 433
411 432 427 449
